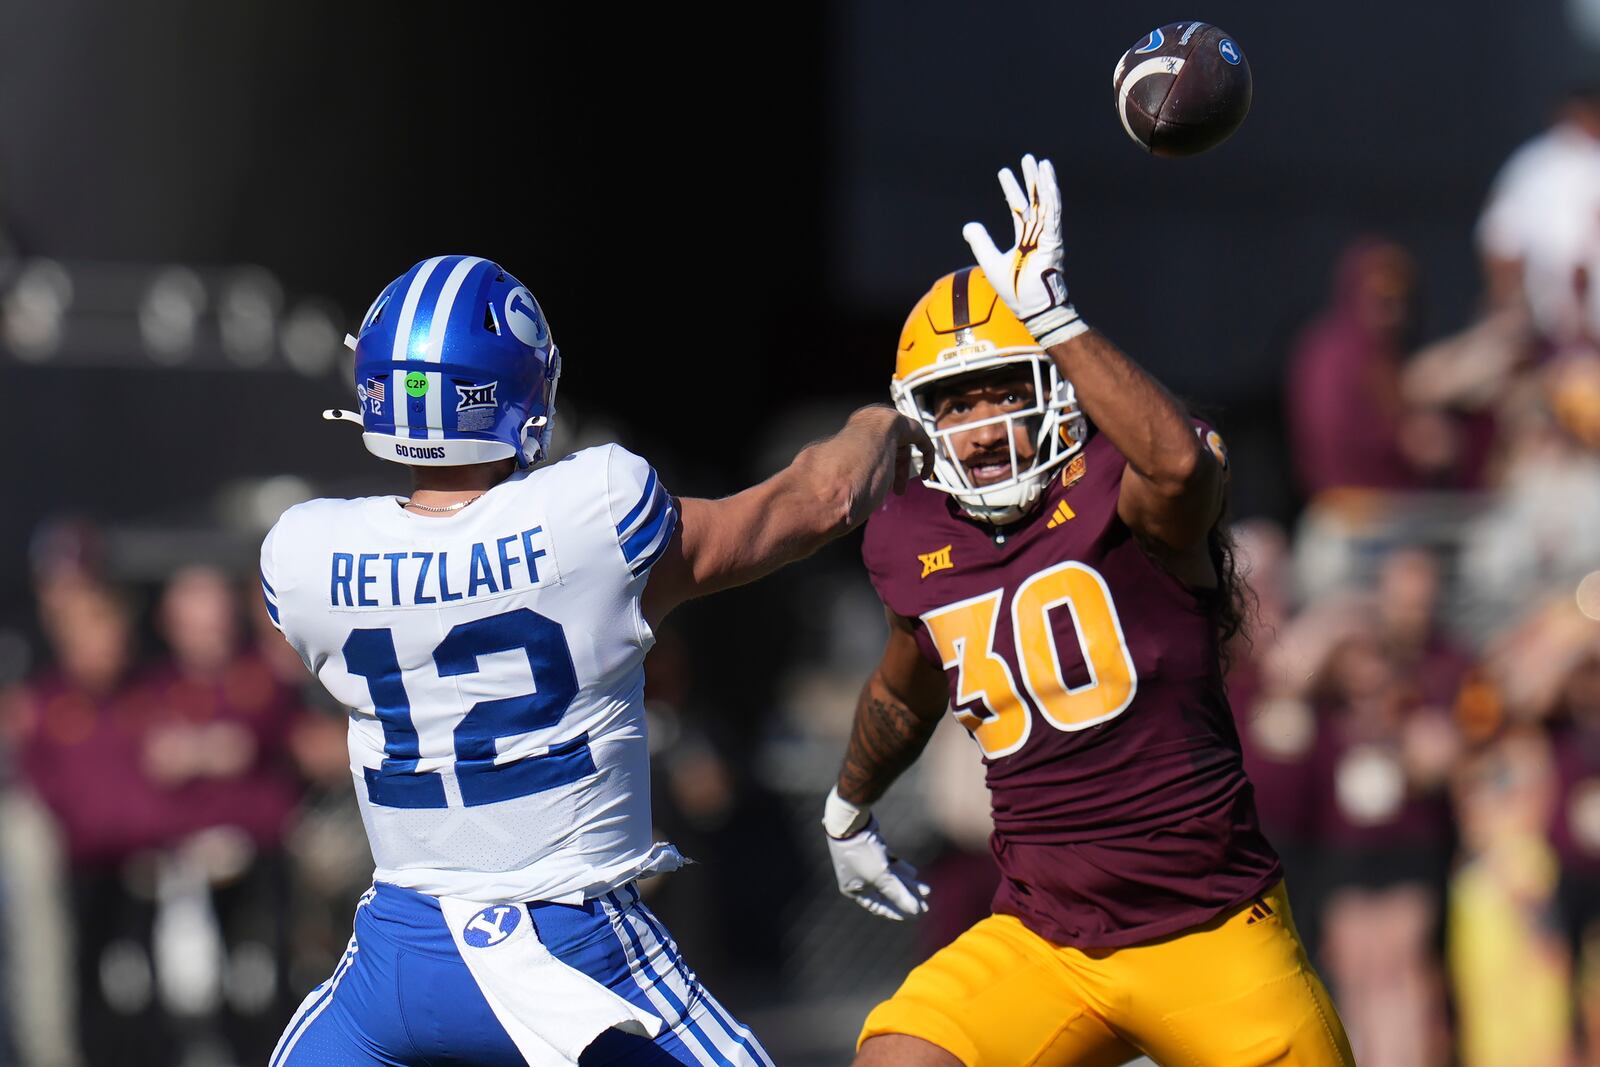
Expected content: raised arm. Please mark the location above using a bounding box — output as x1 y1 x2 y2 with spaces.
963 154 1224 553
1046 329 1222 550
641 405 932 626
821 609 950 921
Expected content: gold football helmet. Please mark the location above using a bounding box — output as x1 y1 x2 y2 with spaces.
891 267 1086 524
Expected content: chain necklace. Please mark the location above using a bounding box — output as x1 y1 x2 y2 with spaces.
400 493 486 514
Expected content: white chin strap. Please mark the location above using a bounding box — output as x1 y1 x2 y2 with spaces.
520 415 550 465
952 478 1045 526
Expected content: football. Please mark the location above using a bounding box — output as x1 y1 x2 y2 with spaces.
1113 22 1252 157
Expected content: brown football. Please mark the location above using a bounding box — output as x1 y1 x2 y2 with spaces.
1112 22 1252 157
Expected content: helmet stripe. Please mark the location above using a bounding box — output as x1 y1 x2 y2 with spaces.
389 256 446 437
950 267 974 330
423 256 486 438
425 257 485 365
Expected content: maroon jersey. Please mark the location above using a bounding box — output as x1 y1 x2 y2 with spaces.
1550 720 1600 880
135 653 301 848
9 670 179 866
862 430 1280 948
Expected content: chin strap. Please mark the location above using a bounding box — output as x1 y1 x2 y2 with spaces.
322 409 364 425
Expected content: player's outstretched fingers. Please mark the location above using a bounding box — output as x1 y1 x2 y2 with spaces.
1038 158 1061 225
856 894 904 921
878 869 927 918
962 222 1007 283
998 166 1028 220
889 859 931 909
1021 153 1041 205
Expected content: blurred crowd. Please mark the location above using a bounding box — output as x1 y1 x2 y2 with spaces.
8 89 1600 1067
1225 85 1600 1067
0 526 368 1067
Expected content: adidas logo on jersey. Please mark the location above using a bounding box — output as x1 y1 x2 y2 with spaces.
918 544 954 579
1046 501 1076 529
1244 897 1276 925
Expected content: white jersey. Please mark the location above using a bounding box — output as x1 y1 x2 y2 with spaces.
260 444 681 903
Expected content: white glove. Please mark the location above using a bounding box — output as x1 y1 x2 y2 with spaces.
962 153 1090 349
823 789 930 921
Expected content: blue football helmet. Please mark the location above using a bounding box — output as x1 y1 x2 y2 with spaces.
324 255 561 468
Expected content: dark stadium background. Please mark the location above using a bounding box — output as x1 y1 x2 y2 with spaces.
2 1 1598 1063
2 0 1574 713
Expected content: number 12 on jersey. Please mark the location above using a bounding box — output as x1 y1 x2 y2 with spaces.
921 560 1137 759
342 607 594 809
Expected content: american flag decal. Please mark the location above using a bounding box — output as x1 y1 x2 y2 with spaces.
366 378 386 401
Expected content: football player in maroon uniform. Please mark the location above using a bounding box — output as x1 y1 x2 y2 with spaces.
822 156 1356 1066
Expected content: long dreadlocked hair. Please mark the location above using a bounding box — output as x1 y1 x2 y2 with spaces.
1178 405 1256 675
1206 498 1256 676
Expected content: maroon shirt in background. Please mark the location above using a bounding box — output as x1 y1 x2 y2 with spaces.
134 652 301 849
1403 637 1473 711
1549 721 1600 881
1229 662 1318 845
863 430 1280 949
11 670 178 866
1286 239 1421 498
1306 707 1453 853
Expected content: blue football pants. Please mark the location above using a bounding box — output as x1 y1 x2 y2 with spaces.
269 883 773 1067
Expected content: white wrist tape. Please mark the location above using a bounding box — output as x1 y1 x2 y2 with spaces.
1025 304 1089 349
822 786 872 839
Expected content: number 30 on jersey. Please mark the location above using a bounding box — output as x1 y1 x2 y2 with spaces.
921 560 1137 758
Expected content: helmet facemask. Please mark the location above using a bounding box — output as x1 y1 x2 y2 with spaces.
892 351 1086 525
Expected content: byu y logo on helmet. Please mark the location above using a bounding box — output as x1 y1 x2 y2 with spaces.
323 257 562 468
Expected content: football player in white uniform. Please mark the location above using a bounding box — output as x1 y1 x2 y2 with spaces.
262 255 930 1067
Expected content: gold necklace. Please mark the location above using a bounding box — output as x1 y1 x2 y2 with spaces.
401 493 485 513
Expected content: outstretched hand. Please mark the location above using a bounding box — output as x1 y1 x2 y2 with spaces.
962 154 1089 349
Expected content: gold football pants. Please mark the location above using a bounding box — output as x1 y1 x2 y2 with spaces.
859 881 1354 1067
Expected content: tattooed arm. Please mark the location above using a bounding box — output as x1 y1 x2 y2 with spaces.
833 609 951 812
822 609 950 920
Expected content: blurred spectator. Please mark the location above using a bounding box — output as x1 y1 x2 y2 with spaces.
27 517 109 629
1448 728 1571 1067
135 565 301 1062
1459 382 1600 625
1304 582 1459 1067
7 577 177 1067
1374 547 1473 707
1477 86 1600 340
1546 645 1600 1063
1287 238 1464 499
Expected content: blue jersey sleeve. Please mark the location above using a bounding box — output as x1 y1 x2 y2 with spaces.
259 521 286 633
604 445 679 579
